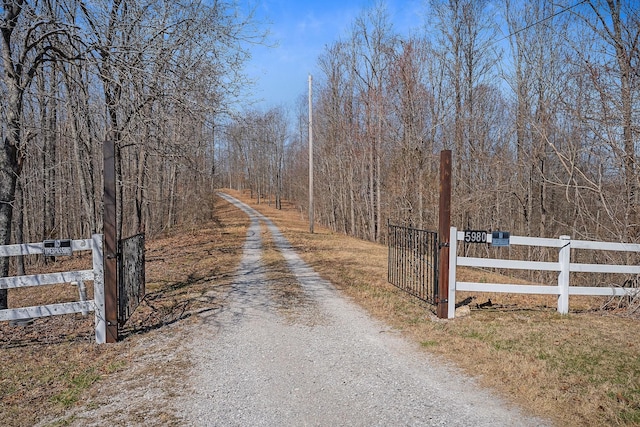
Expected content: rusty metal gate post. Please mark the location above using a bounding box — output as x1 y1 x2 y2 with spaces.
437 150 452 319
103 139 118 342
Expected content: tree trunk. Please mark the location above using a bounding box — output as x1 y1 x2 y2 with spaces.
0 13 24 308
42 66 57 241
0 95 21 308
0 138 18 308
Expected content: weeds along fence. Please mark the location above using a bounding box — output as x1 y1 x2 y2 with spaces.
0 235 105 343
387 222 439 304
447 227 640 319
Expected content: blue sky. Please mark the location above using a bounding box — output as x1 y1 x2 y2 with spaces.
244 0 425 109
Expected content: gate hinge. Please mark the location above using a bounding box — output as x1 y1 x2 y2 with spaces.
439 242 449 248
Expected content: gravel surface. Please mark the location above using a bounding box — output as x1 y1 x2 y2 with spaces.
179 193 550 426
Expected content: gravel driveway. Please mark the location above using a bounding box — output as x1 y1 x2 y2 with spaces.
178 193 549 426
39 193 549 426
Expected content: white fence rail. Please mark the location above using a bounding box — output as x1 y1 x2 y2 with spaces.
0 234 105 344
447 227 640 319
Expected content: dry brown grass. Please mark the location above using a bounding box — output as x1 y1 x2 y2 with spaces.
225 189 640 427
260 223 326 327
0 196 248 427
3 189 640 426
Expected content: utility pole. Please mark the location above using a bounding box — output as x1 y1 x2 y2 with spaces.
308 74 314 234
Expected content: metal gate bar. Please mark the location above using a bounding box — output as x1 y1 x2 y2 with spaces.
387 222 438 304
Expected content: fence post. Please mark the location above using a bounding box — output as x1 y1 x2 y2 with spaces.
558 235 571 314
448 226 457 319
437 150 452 319
103 138 118 343
92 234 106 344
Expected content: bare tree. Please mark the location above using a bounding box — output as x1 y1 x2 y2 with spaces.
0 1 79 308
575 0 640 240
505 0 571 238
351 3 398 241
430 0 500 229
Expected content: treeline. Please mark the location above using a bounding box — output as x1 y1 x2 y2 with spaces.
221 0 640 246
0 1 263 307
1 0 261 245
224 107 289 209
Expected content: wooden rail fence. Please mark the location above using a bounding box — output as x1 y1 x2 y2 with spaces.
0 234 106 343
447 227 640 319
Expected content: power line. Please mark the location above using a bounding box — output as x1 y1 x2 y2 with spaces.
497 0 588 44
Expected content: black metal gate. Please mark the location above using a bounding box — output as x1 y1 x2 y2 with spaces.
387 222 439 304
118 233 145 326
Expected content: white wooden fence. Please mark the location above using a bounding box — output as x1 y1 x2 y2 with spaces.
447 227 640 319
0 234 106 344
